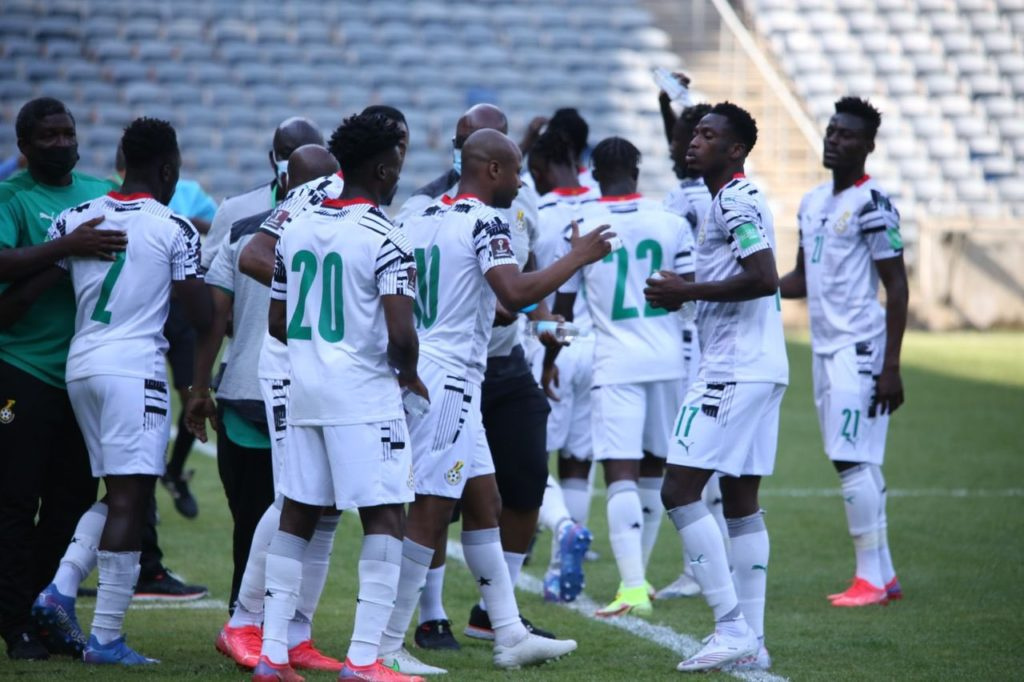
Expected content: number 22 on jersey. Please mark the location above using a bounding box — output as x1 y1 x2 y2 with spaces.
602 239 668 321
287 249 345 342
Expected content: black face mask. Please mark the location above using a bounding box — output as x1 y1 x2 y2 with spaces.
34 145 79 179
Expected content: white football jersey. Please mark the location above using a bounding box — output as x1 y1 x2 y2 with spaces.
402 195 519 383
49 192 201 382
257 173 345 380
535 186 600 333
270 198 415 425
695 175 788 385
560 194 694 385
798 176 903 355
664 177 712 241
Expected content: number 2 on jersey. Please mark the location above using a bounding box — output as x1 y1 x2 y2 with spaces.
603 239 668 321
90 251 126 324
287 249 344 341
413 246 439 329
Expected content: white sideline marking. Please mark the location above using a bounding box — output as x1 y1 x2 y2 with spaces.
447 541 788 682
762 488 1024 499
131 598 229 611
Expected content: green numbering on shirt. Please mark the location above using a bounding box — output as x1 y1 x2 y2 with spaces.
287 249 345 342
414 245 440 329
602 239 668 321
811 234 824 263
90 251 126 324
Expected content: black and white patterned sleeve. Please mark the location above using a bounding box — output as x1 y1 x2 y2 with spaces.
858 190 903 260
376 226 416 298
170 215 202 281
720 190 771 260
270 238 288 301
472 212 518 274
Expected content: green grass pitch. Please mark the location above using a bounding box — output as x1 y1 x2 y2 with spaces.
4 332 1022 681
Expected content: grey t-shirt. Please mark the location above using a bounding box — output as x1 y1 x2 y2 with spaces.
204 212 274 404
396 171 539 359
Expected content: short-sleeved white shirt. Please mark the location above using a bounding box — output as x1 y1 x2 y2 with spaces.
535 186 600 333
695 175 788 385
257 173 345 380
664 177 712 242
798 176 903 355
48 192 201 382
559 194 694 385
402 195 519 384
270 198 415 425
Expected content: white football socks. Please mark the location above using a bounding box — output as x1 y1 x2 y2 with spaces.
261 531 307 664
417 565 449 625
607 479 645 589
54 501 107 598
379 539 433 655
669 502 746 636
290 513 339 646
461 528 527 647
638 476 664 569
538 475 572 532
727 510 769 641
840 464 883 587
230 501 281 627
347 535 403 666
477 551 526 612
561 477 591 527
91 550 140 645
703 474 732 566
871 465 897 585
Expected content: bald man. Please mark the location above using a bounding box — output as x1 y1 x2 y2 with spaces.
202 117 324 272
379 128 613 673
188 145 348 672
397 105 562 652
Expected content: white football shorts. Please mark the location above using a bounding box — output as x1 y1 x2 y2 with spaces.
666 380 786 477
591 379 683 461
68 374 170 478
410 358 495 499
259 376 290 492
812 334 889 465
281 418 414 510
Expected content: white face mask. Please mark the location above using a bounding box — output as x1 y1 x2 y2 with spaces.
275 158 288 186
452 147 462 176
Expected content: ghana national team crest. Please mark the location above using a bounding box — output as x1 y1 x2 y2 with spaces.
0 399 14 424
834 210 851 235
445 460 465 486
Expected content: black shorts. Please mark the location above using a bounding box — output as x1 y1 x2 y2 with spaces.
163 298 196 389
481 347 551 511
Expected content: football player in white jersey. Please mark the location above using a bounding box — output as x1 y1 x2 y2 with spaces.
544 137 694 618
645 103 788 672
527 130 599 604
254 113 426 682
780 97 907 608
186 145 346 673
376 129 611 674
35 118 210 665
657 101 733 602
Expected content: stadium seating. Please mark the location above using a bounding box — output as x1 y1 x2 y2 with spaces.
743 0 1024 218
0 0 680 204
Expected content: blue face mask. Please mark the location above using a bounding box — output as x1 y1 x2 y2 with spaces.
452 147 462 176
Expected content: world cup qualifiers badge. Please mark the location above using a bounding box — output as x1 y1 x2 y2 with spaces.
0 399 14 424
445 460 465 486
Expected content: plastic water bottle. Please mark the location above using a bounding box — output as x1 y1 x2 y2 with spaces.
527 320 585 343
653 67 694 106
402 388 430 418
650 271 696 322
